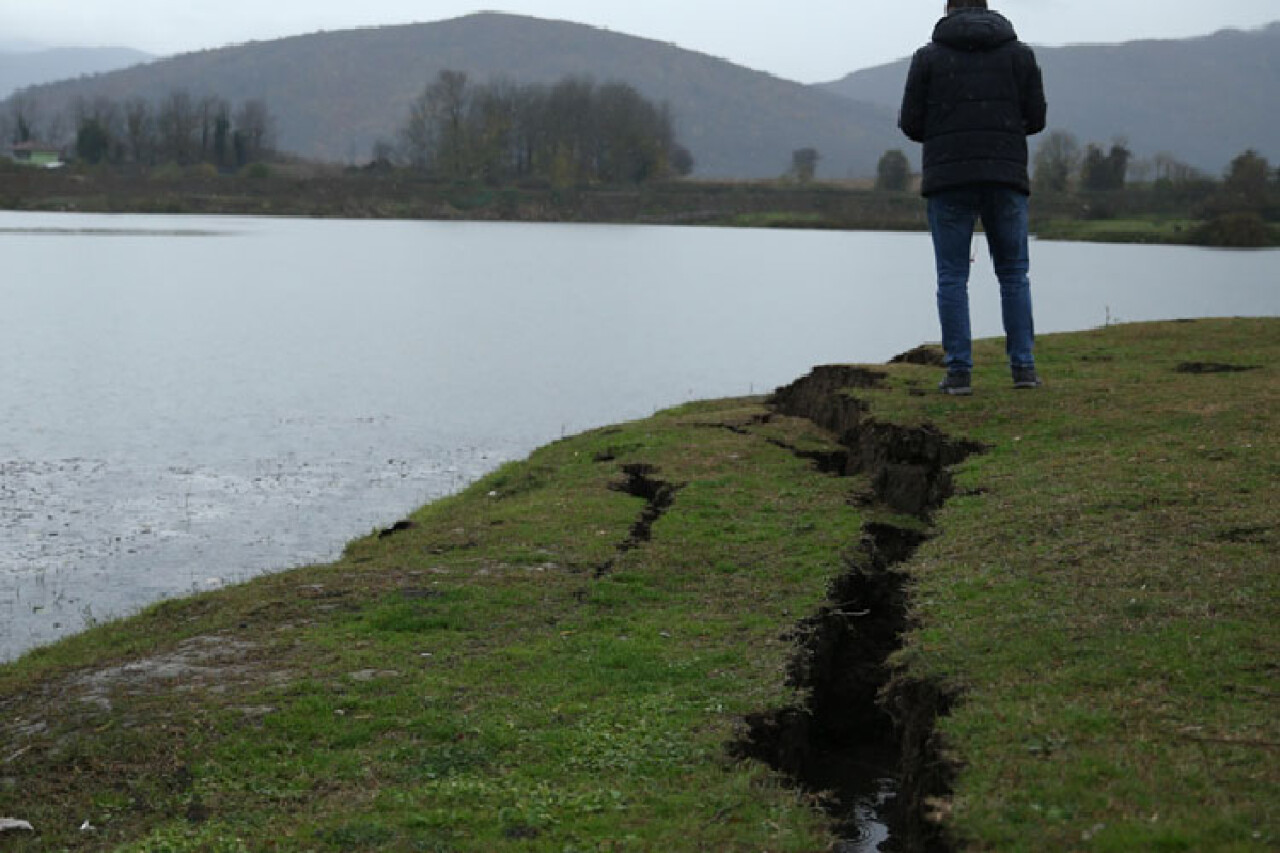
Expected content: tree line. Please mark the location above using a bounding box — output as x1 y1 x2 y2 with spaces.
4 91 276 168
1030 130 1278 203
389 71 693 185
863 133 1277 208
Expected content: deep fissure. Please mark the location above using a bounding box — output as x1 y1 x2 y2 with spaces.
733 365 984 852
596 463 683 578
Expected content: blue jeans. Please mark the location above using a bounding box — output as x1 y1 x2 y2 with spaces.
927 186 1036 373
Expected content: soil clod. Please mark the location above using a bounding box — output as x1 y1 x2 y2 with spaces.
1175 362 1258 374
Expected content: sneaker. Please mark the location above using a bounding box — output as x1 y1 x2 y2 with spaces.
1012 366 1043 389
938 371 973 396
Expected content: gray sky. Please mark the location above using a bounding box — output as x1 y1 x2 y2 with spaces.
2 1 1277 82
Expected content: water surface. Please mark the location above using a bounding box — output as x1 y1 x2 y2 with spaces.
2 213 1276 660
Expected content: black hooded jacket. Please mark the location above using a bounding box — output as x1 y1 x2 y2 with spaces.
899 9 1046 196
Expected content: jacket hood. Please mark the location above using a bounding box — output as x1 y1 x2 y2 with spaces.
933 9 1018 51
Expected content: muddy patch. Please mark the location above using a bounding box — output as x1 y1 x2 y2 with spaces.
68 635 272 708
1 633 293 784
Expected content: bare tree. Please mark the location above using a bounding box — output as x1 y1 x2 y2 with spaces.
8 94 42 144
197 95 227 164
124 98 154 165
1032 130 1080 193
157 90 199 164
1127 158 1153 185
469 79 521 182
233 99 275 165
1153 152 1203 185
545 77 596 184
399 71 687 185
402 70 472 176
790 148 820 183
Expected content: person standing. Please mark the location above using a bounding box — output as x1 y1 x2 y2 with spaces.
899 0 1048 395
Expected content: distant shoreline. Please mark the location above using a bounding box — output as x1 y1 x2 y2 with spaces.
3 163 1276 246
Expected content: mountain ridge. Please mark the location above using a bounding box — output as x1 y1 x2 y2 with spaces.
820 22 1280 174
5 15 1276 178
0 46 153 100
3 14 898 179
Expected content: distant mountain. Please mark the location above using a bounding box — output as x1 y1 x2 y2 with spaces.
0 38 46 53
819 23 1280 175
3 14 899 179
0 47 153 100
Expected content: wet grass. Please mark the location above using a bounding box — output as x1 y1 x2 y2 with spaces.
0 402 864 851
0 318 1275 851
860 318 1278 850
1032 217 1203 244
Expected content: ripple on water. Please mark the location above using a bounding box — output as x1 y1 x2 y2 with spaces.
0 447 507 662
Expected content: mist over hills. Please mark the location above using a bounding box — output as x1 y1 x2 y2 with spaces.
6 15 1276 179
4 14 898 179
0 47 153 100
821 22 1280 175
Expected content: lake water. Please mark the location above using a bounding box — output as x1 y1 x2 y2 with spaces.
1 212 1276 661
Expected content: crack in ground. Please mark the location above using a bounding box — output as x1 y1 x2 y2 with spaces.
732 364 985 852
596 463 683 578
712 414 852 478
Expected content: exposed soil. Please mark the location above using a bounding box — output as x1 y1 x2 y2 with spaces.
378 520 419 538
889 346 947 369
1175 361 1260 374
732 364 985 851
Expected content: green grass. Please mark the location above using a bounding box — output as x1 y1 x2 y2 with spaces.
864 318 1278 850
0 319 1275 851
1033 217 1202 244
725 211 832 229
0 401 862 851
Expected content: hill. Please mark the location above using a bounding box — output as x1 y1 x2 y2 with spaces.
3 14 898 180
819 22 1280 175
0 47 153 100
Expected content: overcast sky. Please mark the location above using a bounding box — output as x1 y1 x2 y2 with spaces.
2 1 1277 82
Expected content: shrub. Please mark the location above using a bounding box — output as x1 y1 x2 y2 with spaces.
242 163 272 180
1191 212 1278 248
186 162 219 180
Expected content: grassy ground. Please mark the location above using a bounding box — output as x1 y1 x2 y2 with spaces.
0 400 866 851
0 318 1275 851
8 163 1276 246
1033 216 1280 247
1031 218 1202 245
865 318 1278 851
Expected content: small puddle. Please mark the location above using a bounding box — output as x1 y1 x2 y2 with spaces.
810 742 899 852
736 706 902 850
739 364 987 852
